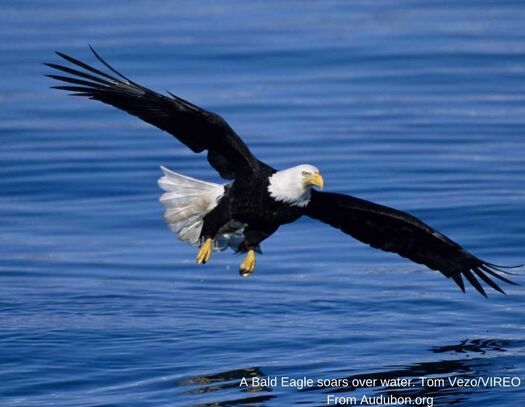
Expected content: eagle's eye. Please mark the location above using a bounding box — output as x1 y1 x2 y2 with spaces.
301 171 311 177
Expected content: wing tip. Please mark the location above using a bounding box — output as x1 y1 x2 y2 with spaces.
480 264 520 286
87 45 134 85
55 50 69 60
456 262 521 297
451 274 466 293
463 269 488 297
485 262 523 275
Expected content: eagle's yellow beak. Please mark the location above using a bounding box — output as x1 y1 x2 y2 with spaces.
305 172 324 190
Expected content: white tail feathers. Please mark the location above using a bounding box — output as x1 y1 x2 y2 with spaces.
158 166 224 246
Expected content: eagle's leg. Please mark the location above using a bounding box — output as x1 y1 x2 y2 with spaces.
196 238 213 264
240 250 256 277
238 227 278 277
196 202 230 265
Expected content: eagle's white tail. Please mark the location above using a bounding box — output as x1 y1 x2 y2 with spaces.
158 166 224 246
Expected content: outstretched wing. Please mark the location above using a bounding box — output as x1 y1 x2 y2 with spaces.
306 190 518 296
45 47 270 179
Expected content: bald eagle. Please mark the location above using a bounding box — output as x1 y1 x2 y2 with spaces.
46 48 519 297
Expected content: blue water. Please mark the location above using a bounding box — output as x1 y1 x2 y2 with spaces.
1 1 524 406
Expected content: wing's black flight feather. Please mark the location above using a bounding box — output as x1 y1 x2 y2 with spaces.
306 190 518 296
46 49 270 179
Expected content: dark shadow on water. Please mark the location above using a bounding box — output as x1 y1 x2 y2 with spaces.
430 338 520 355
175 338 521 406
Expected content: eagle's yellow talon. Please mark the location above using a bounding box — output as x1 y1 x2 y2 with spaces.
239 249 256 276
196 238 213 264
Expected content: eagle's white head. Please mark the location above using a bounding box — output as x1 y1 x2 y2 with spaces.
267 164 324 207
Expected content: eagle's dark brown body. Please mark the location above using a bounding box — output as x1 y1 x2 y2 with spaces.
202 171 305 252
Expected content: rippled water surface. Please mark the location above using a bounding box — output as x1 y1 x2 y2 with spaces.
1 1 524 406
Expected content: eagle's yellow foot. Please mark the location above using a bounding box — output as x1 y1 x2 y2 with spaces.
196 238 213 264
239 249 256 277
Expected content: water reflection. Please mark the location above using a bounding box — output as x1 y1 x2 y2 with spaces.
176 339 519 406
176 366 275 406
430 338 520 355
191 394 274 407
